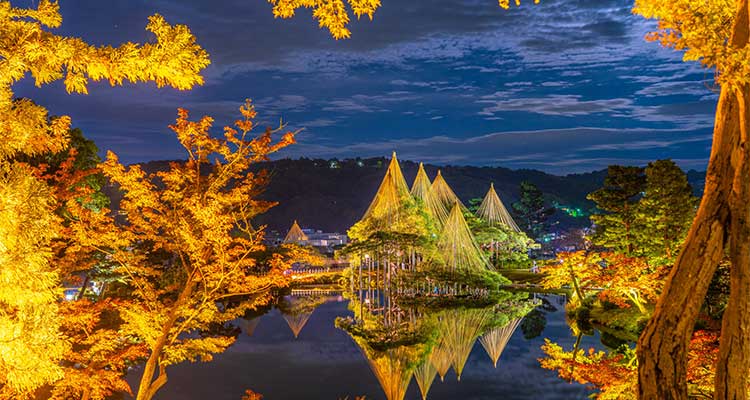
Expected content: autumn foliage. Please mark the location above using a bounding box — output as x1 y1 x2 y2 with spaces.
95 102 296 400
267 0 539 39
0 1 209 397
540 330 722 399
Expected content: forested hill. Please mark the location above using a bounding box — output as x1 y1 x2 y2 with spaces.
122 157 706 234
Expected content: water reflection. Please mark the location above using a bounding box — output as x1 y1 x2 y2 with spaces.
141 290 597 400
335 287 538 400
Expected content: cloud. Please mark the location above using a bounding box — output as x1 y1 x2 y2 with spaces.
477 95 633 117
635 80 717 98
13 0 717 173
281 127 713 174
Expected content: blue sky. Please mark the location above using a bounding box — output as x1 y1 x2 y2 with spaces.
15 0 718 173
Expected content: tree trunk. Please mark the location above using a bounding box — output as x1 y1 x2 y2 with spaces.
716 87 750 398
637 77 736 400
136 279 197 400
637 1 749 398
715 3 750 397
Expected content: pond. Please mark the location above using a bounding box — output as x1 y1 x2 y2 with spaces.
130 293 603 400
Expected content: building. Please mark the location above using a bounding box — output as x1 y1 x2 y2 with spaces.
281 220 348 252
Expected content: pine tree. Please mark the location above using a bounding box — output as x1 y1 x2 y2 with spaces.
512 181 553 240
635 160 698 265
587 166 646 256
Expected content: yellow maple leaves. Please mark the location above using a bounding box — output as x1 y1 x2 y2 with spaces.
0 0 209 160
98 102 296 400
0 1 210 397
633 0 749 86
267 0 539 38
498 0 540 10
268 0 380 39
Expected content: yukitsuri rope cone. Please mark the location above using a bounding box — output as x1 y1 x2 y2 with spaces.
477 183 521 232
479 318 522 367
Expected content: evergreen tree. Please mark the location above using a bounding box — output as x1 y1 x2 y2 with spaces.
587 166 646 255
635 159 698 264
511 181 553 240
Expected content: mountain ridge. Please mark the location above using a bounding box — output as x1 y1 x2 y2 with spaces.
107 157 706 234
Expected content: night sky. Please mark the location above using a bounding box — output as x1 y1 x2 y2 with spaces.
15 0 718 174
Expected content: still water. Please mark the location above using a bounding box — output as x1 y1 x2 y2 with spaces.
133 294 600 400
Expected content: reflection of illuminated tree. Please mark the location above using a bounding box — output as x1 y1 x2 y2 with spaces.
277 295 327 339
339 323 430 400
441 308 494 380
414 354 438 400
480 318 522 368
238 317 261 337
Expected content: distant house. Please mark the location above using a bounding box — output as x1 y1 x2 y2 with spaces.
304 230 348 247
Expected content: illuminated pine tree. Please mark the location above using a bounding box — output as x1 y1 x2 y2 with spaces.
425 170 461 228
360 152 411 224
477 183 520 232
437 203 490 272
410 162 432 202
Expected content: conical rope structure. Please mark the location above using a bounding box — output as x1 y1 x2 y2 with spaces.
479 317 522 368
476 183 520 232
437 203 490 272
424 170 460 227
443 308 493 381
410 162 432 202
430 338 454 382
414 355 438 400
283 220 308 243
361 152 411 225
282 312 312 339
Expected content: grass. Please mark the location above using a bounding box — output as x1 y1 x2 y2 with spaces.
500 269 545 285
587 302 652 341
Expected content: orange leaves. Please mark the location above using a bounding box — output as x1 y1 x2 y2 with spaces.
100 103 295 399
53 299 149 400
540 250 603 300
542 251 665 313
498 0 540 10
592 254 666 313
242 389 264 400
539 340 638 399
540 330 722 399
267 0 540 39
633 0 746 85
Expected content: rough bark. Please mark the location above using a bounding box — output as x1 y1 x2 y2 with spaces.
714 6 750 398
715 80 750 398
637 1 749 398
637 77 736 400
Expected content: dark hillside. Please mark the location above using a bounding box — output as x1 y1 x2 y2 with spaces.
105 157 705 234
